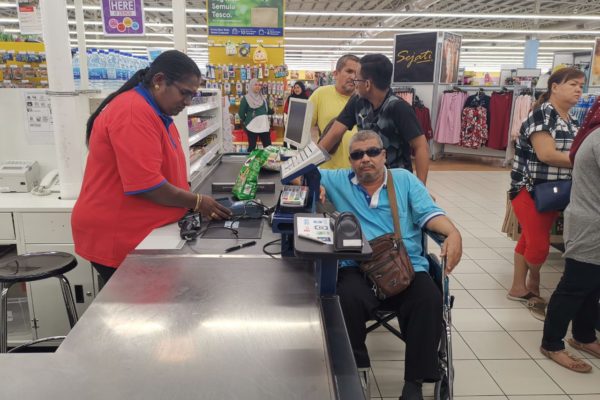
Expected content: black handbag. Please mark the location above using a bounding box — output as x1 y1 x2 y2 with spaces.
525 163 572 212
531 180 572 212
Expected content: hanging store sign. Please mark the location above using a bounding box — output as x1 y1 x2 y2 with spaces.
439 33 462 84
17 0 42 35
101 0 145 36
393 32 437 83
207 0 284 37
591 38 600 87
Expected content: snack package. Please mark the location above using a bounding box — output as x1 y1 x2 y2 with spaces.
232 148 269 200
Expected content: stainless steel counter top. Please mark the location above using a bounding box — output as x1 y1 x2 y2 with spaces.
0 256 335 399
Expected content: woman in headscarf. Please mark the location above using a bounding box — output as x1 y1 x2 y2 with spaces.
238 78 273 152
283 81 308 114
540 98 600 373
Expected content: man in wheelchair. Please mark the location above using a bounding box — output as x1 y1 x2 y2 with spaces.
318 130 462 400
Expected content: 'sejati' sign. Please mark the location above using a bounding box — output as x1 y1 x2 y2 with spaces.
393 32 437 83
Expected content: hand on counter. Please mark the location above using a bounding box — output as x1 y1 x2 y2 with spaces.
199 195 232 220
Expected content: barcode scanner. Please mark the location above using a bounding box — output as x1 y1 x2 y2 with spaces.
333 212 363 252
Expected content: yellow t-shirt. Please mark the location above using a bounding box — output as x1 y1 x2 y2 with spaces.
309 85 356 169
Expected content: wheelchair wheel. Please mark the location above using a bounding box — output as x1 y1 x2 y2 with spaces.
434 319 453 400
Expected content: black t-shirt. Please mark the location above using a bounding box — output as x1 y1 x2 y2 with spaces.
337 90 423 170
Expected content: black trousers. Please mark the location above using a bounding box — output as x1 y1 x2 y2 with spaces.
91 262 116 289
245 130 271 152
337 269 442 382
542 257 600 351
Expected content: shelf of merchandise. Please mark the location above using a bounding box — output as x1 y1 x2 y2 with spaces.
187 102 219 115
186 89 223 190
188 123 220 146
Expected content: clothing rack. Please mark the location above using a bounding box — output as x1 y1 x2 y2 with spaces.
392 86 416 105
432 85 531 166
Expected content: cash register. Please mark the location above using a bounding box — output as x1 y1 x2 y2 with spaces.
272 98 330 241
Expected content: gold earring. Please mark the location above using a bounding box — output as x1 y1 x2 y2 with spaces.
154 85 159 90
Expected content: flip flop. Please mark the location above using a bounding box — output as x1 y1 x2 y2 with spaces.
540 347 592 373
527 298 547 321
506 291 539 303
567 338 600 359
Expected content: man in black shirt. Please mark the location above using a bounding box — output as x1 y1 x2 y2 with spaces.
319 54 430 184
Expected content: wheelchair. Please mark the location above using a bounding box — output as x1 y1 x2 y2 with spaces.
365 229 455 400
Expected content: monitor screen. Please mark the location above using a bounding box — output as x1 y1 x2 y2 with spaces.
285 100 307 146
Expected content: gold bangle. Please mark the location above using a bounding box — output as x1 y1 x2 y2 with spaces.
194 193 201 212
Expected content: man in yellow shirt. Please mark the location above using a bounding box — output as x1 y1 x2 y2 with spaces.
309 54 359 169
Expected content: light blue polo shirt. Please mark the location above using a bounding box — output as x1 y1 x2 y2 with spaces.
319 168 445 273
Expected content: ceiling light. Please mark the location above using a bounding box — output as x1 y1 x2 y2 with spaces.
286 27 600 35
285 11 600 21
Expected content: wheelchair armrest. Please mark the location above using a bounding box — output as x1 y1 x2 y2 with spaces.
424 229 447 247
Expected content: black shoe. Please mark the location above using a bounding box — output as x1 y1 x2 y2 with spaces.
399 380 423 400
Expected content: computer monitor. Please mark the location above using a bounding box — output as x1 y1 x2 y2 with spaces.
284 98 313 149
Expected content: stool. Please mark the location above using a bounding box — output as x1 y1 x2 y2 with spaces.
0 251 79 353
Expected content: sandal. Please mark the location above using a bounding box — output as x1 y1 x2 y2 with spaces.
567 338 600 359
527 298 547 321
506 291 540 303
540 347 592 373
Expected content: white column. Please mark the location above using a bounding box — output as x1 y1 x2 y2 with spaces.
172 0 191 177
41 0 86 199
74 0 89 89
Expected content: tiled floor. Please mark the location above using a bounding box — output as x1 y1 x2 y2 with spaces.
366 171 600 400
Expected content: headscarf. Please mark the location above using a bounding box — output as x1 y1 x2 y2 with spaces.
290 81 308 100
244 78 265 109
570 97 600 164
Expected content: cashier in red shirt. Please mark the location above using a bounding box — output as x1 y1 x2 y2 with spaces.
72 50 230 284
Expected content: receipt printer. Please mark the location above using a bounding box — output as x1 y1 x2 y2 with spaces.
333 212 363 252
0 160 40 192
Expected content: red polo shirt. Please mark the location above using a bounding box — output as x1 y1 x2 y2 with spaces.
72 86 188 267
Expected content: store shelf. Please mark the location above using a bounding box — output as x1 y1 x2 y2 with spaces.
187 102 218 115
188 124 220 146
190 142 220 174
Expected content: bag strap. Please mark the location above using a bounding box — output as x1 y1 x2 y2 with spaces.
386 170 403 240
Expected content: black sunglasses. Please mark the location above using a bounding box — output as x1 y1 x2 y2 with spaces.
349 147 383 160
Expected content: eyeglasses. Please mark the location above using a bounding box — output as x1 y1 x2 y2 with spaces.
171 81 197 99
349 147 383 160
352 79 367 85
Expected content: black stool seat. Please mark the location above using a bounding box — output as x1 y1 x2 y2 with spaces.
0 252 78 284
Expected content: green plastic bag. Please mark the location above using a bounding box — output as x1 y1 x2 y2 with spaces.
232 148 269 200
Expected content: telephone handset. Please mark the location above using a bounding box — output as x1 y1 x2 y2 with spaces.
31 169 59 196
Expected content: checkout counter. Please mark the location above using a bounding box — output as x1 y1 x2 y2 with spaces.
0 154 370 400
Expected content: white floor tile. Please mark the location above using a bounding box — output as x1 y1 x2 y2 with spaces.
370 361 403 398
464 248 506 260
366 332 405 361
452 289 482 309
453 360 504 396
453 274 505 290
507 330 586 360
454 259 486 273
475 259 514 275
454 397 507 400
536 359 600 394
489 273 516 290
481 359 563 395
460 236 487 248
368 368 382 398
452 332 477 360
461 331 530 359
507 395 570 399
452 309 504 331
464 228 506 238
468 289 526 309
487 308 545 331
570 395 600 399
540 272 564 289
495 248 517 261
481 237 518 248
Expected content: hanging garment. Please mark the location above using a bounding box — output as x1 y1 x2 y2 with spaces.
459 106 488 149
464 92 491 129
487 91 513 150
414 105 433 140
434 91 468 144
509 94 533 143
